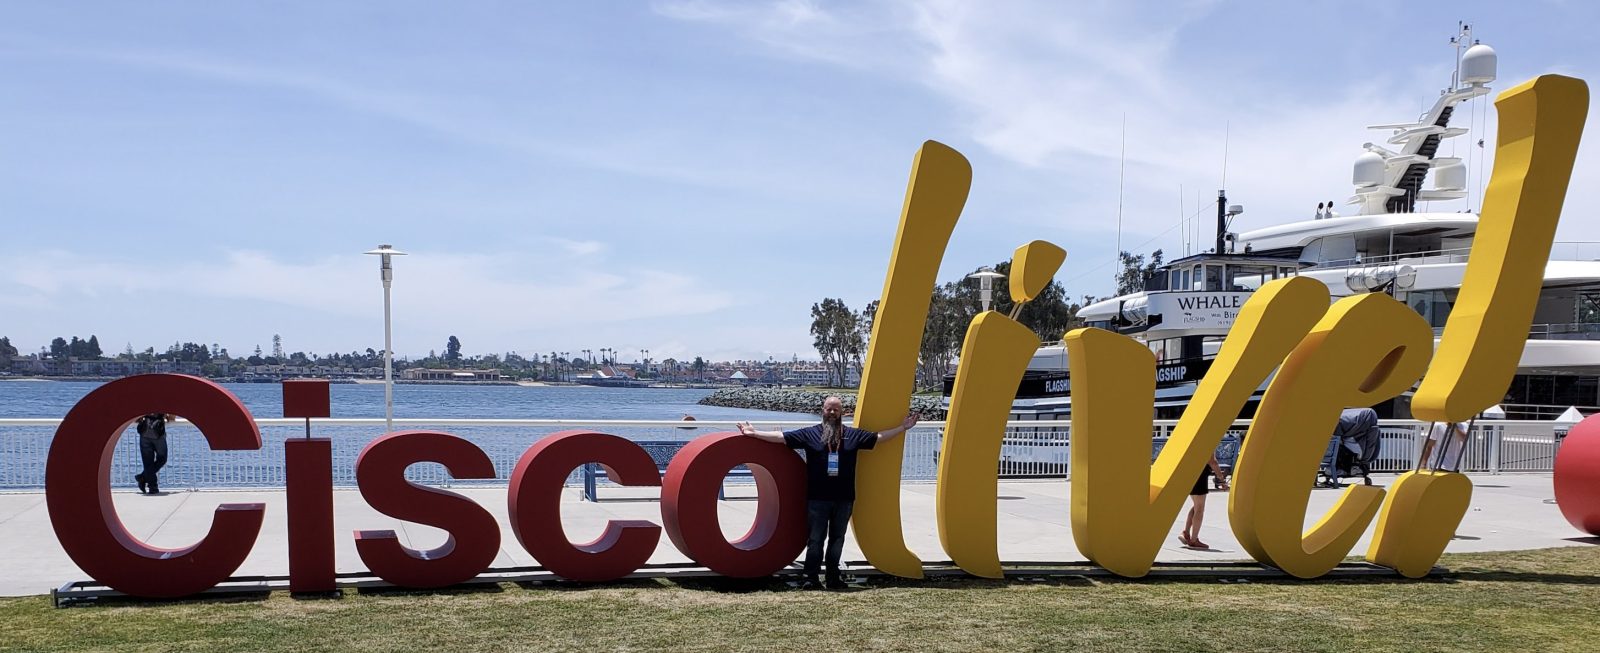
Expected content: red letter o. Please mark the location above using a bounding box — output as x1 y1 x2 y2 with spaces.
1556 415 1600 536
661 432 806 577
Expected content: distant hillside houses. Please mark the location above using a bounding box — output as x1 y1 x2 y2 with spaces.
783 362 860 387
244 364 383 379
5 356 210 377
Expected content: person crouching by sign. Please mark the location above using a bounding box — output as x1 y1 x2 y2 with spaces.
134 413 174 494
738 396 919 589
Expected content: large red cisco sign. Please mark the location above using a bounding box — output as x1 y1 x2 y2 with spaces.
48 375 807 597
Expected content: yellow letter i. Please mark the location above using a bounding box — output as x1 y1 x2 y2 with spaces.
936 241 1065 578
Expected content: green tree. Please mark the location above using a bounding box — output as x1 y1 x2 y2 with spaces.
917 283 972 390
950 261 1087 343
1115 249 1165 296
692 356 708 380
445 336 462 364
86 335 102 359
903 257 1095 390
49 337 68 360
810 298 862 387
0 336 17 370
859 300 880 362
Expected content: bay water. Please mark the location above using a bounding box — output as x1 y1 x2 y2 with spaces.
0 380 817 490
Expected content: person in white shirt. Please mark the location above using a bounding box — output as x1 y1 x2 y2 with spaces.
1324 200 1340 219
1424 421 1470 471
1315 202 1326 219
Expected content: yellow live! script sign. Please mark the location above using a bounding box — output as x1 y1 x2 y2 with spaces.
853 74 1588 579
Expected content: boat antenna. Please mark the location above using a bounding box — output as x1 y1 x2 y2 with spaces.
1216 189 1228 255
1215 121 1230 254
1116 113 1126 283
1450 20 1466 92
1220 121 1231 190
1178 183 1187 256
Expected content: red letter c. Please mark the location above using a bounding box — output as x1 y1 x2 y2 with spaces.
508 430 662 581
45 374 265 598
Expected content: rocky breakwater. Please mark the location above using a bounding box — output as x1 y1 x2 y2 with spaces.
697 388 947 420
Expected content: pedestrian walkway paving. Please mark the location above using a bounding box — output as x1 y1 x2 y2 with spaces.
0 474 1589 596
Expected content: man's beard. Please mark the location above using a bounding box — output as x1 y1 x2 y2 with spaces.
821 415 843 449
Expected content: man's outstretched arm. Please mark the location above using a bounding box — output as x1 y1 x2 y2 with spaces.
736 421 786 444
873 413 922 444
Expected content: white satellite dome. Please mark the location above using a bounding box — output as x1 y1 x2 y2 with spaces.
1353 151 1385 187
1461 43 1497 86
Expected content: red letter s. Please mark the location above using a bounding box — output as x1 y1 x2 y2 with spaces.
353 431 500 588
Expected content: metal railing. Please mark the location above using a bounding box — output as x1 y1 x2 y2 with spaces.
0 418 1565 491
1314 247 1473 269
1525 322 1600 340
1307 241 1600 272
1429 323 1600 341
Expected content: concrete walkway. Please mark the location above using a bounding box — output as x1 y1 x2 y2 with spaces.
0 474 1590 597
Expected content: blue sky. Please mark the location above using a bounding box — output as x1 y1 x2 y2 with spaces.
3 1 1598 363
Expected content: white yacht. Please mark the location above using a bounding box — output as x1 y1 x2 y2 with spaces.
957 31 1600 423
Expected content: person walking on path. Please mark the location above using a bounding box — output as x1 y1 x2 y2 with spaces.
1179 454 1229 549
737 396 919 589
134 413 173 494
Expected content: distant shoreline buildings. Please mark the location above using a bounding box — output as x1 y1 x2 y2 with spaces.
0 352 865 388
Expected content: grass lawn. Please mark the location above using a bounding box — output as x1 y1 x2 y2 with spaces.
5 547 1600 652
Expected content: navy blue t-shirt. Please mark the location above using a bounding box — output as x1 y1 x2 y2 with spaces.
783 424 877 501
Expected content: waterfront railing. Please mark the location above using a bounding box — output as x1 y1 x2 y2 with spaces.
0 418 1565 491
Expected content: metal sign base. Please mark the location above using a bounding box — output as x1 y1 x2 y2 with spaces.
50 559 1431 608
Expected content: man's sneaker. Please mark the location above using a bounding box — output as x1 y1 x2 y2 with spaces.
148 481 160 495
825 577 849 590
135 474 147 494
797 577 822 590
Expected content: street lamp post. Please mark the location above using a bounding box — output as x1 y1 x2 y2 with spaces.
967 267 1007 313
364 244 407 432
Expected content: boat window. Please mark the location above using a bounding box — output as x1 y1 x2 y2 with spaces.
1301 235 1358 265
1169 269 1181 290
1204 265 1223 291
1226 265 1274 291
1406 289 1458 329
1579 293 1600 324
1148 339 1172 362
1324 234 1358 263
1180 268 1192 291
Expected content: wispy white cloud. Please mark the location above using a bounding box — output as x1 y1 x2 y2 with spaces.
0 34 846 199
651 0 1600 245
548 237 607 257
654 0 911 69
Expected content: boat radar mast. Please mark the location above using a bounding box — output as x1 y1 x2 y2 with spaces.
1215 190 1243 254
1350 24 1496 216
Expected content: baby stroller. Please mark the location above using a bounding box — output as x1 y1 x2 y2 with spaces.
1316 408 1381 487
